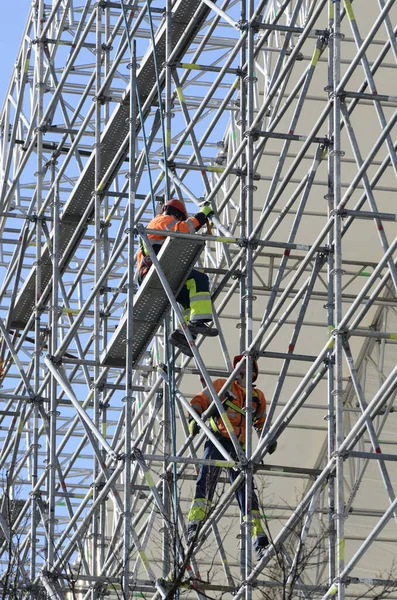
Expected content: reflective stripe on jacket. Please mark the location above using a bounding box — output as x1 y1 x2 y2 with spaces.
190 378 267 443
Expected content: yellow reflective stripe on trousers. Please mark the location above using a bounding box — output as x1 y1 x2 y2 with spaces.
244 511 265 536
185 278 212 321
190 291 211 303
188 497 211 522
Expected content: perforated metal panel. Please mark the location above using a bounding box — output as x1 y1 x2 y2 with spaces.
9 0 215 331
10 221 77 329
101 236 205 367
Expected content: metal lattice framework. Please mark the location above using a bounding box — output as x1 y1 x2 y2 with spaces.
0 0 397 598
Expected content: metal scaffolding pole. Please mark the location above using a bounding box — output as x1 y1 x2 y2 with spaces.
0 2 397 599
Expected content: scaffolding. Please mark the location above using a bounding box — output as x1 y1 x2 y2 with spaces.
0 0 397 598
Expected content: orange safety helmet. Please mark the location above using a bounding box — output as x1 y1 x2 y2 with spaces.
162 198 188 221
233 354 259 382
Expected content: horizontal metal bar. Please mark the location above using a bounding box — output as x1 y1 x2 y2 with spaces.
138 453 322 476
342 208 397 221
344 90 397 104
175 61 241 75
254 22 305 33
258 351 319 362
14 139 95 157
0 238 23 245
105 191 154 200
49 484 151 498
348 451 397 462
349 328 397 340
47 126 84 135
0 394 43 402
348 576 397 587
251 130 329 144
166 160 241 175
143 226 326 253
43 38 97 49
102 384 152 392
252 462 322 477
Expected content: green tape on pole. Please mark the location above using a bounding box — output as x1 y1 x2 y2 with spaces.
344 0 355 21
215 460 235 468
329 582 338 596
180 63 200 70
311 47 320 67
144 471 155 488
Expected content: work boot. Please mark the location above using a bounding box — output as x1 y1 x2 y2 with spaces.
254 534 270 561
188 321 219 337
169 330 193 357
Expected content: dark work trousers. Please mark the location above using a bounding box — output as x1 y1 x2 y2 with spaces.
194 437 260 515
139 265 211 322
176 268 211 322
188 437 268 552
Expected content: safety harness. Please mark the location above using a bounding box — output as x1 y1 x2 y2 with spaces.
136 218 180 282
209 388 260 435
137 236 165 283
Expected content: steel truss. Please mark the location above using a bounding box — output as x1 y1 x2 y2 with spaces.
0 0 397 598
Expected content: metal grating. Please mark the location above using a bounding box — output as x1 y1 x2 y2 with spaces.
9 0 215 331
101 236 205 367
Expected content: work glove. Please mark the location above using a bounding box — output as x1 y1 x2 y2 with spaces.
188 419 200 437
199 204 214 219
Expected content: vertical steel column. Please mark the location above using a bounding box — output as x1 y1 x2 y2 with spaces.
239 0 247 354
92 2 103 592
30 389 39 595
244 0 256 594
163 0 173 579
161 382 171 578
99 401 108 570
123 35 138 598
343 339 397 518
99 0 109 561
101 3 111 354
239 0 247 576
331 1 345 598
327 0 336 584
47 159 60 589
33 0 47 572
164 0 172 205
6 0 397 595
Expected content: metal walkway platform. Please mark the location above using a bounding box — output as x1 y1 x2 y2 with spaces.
9 0 216 330
101 236 205 367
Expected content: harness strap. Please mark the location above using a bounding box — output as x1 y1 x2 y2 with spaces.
210 389 260 433
139 236 147 255
224 399 245 416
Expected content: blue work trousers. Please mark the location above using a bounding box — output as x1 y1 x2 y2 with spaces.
194 437 260 516
176 268 209 306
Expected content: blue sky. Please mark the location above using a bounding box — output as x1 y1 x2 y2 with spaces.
0 3 30 104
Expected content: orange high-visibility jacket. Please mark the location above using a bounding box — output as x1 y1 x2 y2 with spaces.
190 378 267 443
136 213 204 276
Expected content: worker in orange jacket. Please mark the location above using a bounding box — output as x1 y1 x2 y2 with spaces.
136 198 218 356
187 355 276 560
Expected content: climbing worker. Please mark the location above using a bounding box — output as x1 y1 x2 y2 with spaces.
136 198 218 356
186 355 277 560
